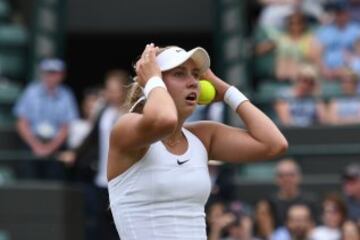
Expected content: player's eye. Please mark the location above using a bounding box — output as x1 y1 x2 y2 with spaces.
192 71 200 80
174 71 186 77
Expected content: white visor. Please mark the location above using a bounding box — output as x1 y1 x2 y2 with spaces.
156 46 210 73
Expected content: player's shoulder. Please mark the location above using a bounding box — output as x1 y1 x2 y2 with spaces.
184 121 222 150
112 112 141 132
185 120 219 132
109 112 141 146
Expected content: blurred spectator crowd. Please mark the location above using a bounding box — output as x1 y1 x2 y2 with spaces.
206 159 360 240
254 0 360 127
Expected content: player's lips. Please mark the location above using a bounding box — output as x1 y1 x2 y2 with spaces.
185 92 197 105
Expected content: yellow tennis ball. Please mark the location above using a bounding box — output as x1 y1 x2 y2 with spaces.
198 80 216 105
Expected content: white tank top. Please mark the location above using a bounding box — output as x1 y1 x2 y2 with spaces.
108 128 211 240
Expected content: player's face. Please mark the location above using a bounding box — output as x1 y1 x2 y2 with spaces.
162 59 201 118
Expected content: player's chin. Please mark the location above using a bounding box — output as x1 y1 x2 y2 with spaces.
181 102 197 116
185 98 197 106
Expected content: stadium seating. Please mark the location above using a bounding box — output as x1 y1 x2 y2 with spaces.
0 182 84 240
0 24 28 79
0 80 22 127
0 0 10 22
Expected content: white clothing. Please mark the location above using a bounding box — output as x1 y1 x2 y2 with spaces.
310 226 341 240
108 128 211 240
259 4 294 29
67 119 91 149
95 106 121 188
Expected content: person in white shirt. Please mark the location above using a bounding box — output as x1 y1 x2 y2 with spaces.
107 43 288 240
310 193 347 240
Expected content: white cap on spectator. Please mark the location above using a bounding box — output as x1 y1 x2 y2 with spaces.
40 58 66 72
343 163 360 180
156 47 210 73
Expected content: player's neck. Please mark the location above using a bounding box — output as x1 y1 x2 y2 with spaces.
163 122 185 147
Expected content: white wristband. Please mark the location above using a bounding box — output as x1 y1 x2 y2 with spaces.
224 86 249 112
143 76 167 98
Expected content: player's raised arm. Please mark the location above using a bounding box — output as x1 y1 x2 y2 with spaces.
111 44 178 152
187 69 288 163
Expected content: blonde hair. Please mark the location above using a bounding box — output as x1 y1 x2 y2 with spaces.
124 82 144 112
125 46 179 113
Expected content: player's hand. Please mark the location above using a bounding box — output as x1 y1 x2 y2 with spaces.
135 43 161 87
201 69 230 102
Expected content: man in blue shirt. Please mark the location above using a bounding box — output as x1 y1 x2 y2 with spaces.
14 58 79 158
316 2 360 80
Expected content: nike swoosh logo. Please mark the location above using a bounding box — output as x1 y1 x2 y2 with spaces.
177 159 190 165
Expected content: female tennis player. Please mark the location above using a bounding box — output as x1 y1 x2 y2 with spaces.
107 43 288 240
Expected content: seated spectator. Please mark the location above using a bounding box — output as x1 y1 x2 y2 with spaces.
257 0 325 30
345 38 360 77
341 163 360 225
274 65 327 127
341 220 360 240
275 11 321 82
223 216 255 240
272 204 315 240
253 199 276 240
13 58 78 157
207 200 232 240
310 193 347 240
254 11 321 82
207 200 255 240
346 0 360 23
316 2 360 80
257 0 297 30
269 159 318 227
328 70 360 125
